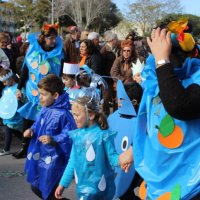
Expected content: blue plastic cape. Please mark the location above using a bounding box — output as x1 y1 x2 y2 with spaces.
134 55 200 199
108 80 137 197
18 33 63 121
59 124 119 199
0 84 23 131
25 92 76 200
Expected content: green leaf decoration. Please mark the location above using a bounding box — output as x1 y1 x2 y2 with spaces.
51 57 60 65
32 51 40 57
170 184 181 200
40 60 46 65
37 105 41 111
45 61 51 70
159 114 175 137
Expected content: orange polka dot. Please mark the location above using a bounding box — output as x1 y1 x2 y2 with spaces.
31 61 38 69
158 125 184 149
157 192 171 200
31 73 35 81
139 181 147 200
32 89 38 97
39 65 49 75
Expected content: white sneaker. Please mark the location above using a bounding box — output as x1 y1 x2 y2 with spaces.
0 149 11 156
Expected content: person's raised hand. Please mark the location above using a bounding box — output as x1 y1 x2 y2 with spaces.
147 28 172 64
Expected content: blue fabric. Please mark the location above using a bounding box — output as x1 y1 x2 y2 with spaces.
18 33 63 121
108 111 136 197
59 124 119 199
134 56 200 199
1 84 23 131
108 80 136 197
25 92 76 200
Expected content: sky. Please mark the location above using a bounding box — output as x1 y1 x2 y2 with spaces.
112 0 200 16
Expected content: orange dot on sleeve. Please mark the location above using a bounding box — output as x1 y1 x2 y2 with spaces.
32 89 38 97
31 73 36 81
157 192 171 200
31 61 38 69
139 181 147 200
158 125 184 149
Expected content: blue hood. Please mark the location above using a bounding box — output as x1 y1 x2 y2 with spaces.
49 92 71 110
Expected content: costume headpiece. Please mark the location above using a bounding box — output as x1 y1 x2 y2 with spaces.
42 23 59 32
132 59 145 76
63 63 80 75
167 18 195 52
0 69 13 82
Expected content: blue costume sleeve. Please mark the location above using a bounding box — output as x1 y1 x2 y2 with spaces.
59 144 75 188
51 120 76 158
104 134 119 167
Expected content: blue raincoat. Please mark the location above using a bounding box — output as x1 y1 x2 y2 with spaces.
133 55 200 199
25 92 76 200
59 124 119 200
18 33 63 121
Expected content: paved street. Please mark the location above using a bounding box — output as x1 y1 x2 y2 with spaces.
0 130 77 200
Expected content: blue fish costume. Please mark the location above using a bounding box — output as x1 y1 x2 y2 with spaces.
59 124 119 200
133 55 200 199
18 33 63 121
25 92 76 200
108 80 137 197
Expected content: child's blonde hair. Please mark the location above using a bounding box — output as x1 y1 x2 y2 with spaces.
76 96 108 130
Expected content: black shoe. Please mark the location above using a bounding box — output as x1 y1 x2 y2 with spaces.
12 148 27 159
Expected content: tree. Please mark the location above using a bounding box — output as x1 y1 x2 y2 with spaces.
64 0 111 29
157 13 200 39
35 0 51 27
89 2 122 34
128 0 183 36
8 0 36 34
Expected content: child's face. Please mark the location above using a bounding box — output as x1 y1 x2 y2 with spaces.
62 74 76 88
38 88 58 107
72 102 87 128
133 72 142 84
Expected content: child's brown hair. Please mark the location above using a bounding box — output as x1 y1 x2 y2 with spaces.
38 74 64 95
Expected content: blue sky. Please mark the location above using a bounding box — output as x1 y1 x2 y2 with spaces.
112 0 200 16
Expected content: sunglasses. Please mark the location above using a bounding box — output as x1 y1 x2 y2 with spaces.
123 49 131 52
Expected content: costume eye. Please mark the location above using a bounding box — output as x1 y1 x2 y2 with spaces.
121 136 129 151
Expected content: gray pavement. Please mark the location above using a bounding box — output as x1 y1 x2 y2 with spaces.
0 131 77 200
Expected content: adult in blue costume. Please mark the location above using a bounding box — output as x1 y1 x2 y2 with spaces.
13 24 63 158
24 74 76 200
120 19 200 199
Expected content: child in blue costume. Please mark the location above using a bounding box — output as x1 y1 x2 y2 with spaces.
55 95 120 200
14 24 63 159
24 74 76 200
0 68 23 156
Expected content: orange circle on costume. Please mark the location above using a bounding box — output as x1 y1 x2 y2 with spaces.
31 73 36 81
157 192 171 200
139 181 147 200
32 89 38 97
158 125 184 149
39 65 49 75
31 61 38 69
